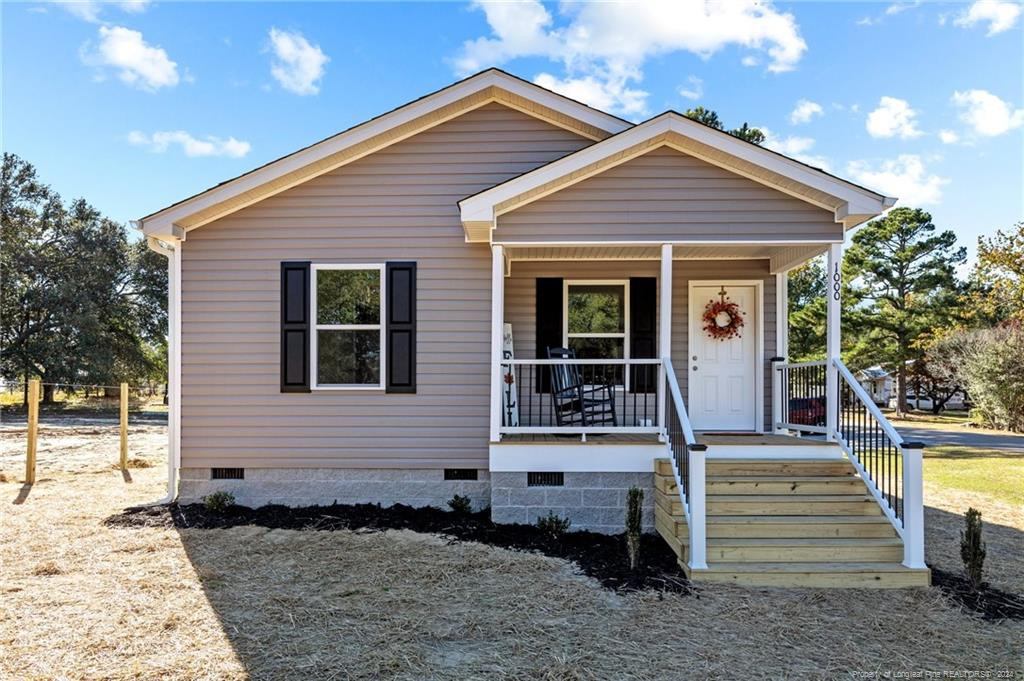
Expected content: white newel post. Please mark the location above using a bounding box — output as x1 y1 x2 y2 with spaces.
658 244 673 435
490 245 505 443
826 243 843 442
771 358 785 434
688 444 708 571
901 442 927 568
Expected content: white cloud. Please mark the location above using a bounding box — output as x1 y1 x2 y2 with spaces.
789 99 823 124
954 0 1022 35
128 130 251 158
51 0 150 22
846 155 949 205
885 1 921 15
534 71 648 117
865 96 923 139
678 75 703 100
453 0 806 116
951 89 1024 137
740 55 760 67
268 28 329 95
938 129 960 144
81 25 179 91
761 128 831 171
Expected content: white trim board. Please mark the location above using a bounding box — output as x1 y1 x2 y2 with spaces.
704 444 843 459
489 443 663 472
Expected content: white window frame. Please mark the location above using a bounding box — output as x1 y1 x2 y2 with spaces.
310 263 386 391
562 279 631 359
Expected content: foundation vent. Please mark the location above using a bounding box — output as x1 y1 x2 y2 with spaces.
527 472 564 487
444 468 479 481
211 467 244 480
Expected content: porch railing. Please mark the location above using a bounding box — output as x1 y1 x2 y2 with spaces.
497 359 663 435
771 357 926 568
663 358 707 570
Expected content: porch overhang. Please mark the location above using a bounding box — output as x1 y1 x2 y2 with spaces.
459 112 896 243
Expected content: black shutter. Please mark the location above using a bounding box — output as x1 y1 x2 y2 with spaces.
630 277 657 393
386 262 416 393
535 277 563 392
280 261 311 392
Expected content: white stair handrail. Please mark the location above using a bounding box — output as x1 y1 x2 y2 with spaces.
833 359 905 445
662 358 707 571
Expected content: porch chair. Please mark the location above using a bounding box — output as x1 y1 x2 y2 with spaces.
546 347 617 427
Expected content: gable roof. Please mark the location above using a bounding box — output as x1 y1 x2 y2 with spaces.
137 69 631 239
459 111 896 242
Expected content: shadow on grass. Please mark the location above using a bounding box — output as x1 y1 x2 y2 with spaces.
12 483 31 505
924 447 1023 460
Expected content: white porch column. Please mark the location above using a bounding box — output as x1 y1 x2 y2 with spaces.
687 444 708 571
826 243 842 441
489 245 505 443
658 244 673 433
901 442 927 568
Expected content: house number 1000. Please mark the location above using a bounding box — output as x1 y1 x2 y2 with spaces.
832 263 841 301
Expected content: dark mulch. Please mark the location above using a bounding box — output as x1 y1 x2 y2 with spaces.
106 502 692 595
930 566 1024 621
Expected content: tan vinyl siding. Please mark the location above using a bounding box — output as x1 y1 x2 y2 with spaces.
180 103 592 469
495 147 841 243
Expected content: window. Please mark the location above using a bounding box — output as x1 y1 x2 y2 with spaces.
311 264 385 389
563 281 629 359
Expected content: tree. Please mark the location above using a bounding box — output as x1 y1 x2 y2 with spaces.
787 256 827 361
0 153 167 403
969 222 1024 323
844 207 965 416
683 107 766 145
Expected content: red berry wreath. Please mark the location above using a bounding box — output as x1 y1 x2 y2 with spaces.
702 298 744 341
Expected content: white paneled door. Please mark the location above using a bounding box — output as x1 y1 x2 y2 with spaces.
688 283 759 431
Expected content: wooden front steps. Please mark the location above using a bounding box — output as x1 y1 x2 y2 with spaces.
653 456 930 588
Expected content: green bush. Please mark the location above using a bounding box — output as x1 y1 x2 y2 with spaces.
960 507 987 591
954 324 1024 432
447 494 472 514
536 511 571 539
625 487 644 571
203 490 235 514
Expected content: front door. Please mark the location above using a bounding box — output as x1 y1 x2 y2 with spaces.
688 283 759 431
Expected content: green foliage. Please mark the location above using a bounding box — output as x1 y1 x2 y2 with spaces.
447 494 473 514
960 507 986 591
787 256 827 361
625 486 644 571
957 323 1024 431
0 154 167 399
683 107 765 145
203 491 235 514
844 207 965 413
967 222 1024 323
536 511 571 539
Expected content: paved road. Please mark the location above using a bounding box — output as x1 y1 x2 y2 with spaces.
894 425 1024 453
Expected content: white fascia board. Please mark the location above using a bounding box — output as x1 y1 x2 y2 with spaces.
140 70 630 237
461 113 894 227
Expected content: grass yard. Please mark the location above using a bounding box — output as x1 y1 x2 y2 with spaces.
1 424 1021 680
925 446 1024 507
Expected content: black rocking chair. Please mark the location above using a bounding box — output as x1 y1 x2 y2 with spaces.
546 347 617 427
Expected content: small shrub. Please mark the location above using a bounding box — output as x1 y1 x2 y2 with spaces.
203 490 235 514
960 507 986 591
447 494 473 514
536 511 571 539
625 486 644 571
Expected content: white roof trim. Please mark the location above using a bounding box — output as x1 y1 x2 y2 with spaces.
138 69 630 237
459 112 896 237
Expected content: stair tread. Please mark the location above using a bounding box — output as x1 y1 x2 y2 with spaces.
699 562 926 573
707 537 902 547
707 515 892 524
707 475 860 482
708 458 847 464
709 494 874 502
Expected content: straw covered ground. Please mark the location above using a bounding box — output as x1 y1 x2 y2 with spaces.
1 422 1021 680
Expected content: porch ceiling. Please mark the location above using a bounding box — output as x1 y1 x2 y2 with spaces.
502 243 827 273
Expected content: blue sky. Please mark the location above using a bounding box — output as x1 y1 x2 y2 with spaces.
3 1 1022 265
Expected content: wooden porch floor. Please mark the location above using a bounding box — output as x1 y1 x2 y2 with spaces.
697 433 825 447
498 433 662 445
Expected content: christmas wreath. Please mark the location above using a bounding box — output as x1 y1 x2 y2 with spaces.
702 294 744 341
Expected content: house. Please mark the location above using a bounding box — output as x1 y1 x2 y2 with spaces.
857 366 892 406
136 70 928 587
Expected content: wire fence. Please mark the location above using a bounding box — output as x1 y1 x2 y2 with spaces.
1 380 167 416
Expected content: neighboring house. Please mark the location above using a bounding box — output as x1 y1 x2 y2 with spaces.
137 70 928 587
857 366 892 406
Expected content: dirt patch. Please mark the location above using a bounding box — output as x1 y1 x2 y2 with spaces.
930 567 1024 621
108 501 690 594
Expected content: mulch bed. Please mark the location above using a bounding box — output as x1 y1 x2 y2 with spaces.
107 502 692 594
930 567 1024 621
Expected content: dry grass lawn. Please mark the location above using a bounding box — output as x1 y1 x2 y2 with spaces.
1 423 1021 680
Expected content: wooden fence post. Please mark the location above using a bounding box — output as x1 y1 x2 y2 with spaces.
26 379 39 484
120 382 128 470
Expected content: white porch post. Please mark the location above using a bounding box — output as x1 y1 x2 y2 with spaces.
489 245 505 443
687 444 708 571
826 243 842 441
901 442 927 568
658 244 673 433
772 271 789 434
